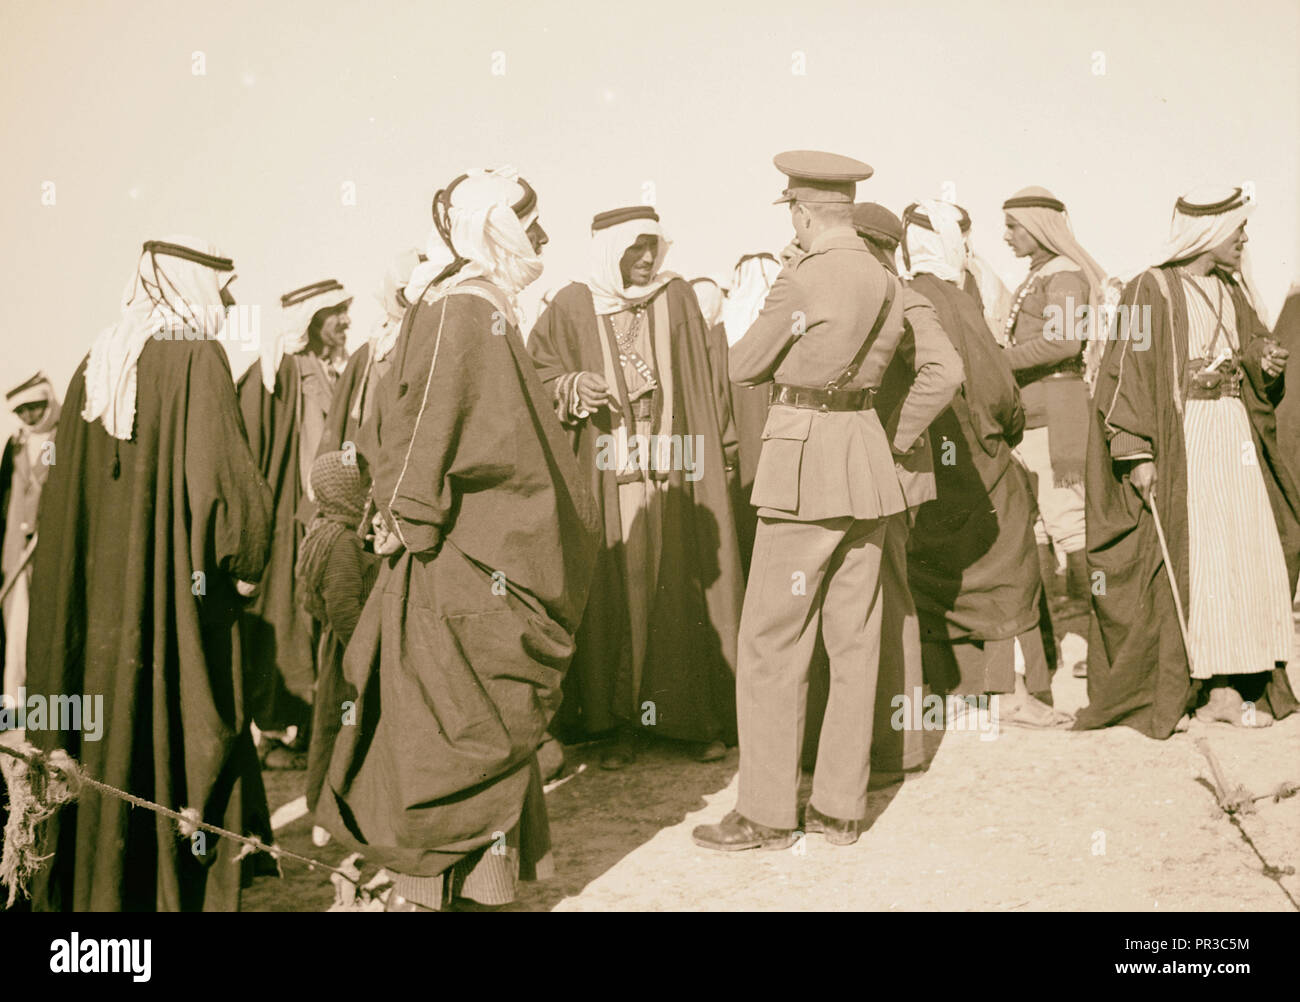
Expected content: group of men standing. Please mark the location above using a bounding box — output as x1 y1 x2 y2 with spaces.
1 149 1297 909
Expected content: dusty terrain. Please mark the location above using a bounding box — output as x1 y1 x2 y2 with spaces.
244 629 1300 913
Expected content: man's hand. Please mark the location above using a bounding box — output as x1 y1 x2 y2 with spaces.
779 242 806 267
1261 342 1289 379
576 372 616 411
235 580 258 598
373 512 403 556
1130 460 1157 508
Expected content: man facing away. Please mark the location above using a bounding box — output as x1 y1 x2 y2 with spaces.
842 201 973 771
27 237 274 910
1078 186 1298 737
896 200 1067 728
529 206 744 768
694 152 962 852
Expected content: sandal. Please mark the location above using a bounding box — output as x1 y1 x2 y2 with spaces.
999 694 1075 730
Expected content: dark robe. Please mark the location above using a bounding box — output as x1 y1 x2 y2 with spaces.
235 356 317 731
704 319 767 575
27 339 274 911
718 314 770 578
962 271 986 315
315 340 395 463
316 280 601 879
1273 288 1300 479
528 279 744 744
1078 268 1300 738
903 274 1044 695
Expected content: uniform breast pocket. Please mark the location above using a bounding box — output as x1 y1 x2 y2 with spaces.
750 406 814 513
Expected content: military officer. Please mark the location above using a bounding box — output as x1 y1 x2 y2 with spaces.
693 152 963 851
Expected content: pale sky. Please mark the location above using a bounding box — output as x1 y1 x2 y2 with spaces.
1 0 1296 439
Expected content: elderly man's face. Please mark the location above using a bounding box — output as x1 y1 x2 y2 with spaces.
1208 222 1248 272
527 219 549 255
15 402 48 427
317 305 351 351
619 235 658 288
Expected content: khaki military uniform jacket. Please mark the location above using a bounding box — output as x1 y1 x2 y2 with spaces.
729 227 963 522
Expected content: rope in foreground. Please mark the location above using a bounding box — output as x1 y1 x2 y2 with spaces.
0 738 361 908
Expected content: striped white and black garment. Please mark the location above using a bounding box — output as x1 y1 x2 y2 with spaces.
1181 273 1294 679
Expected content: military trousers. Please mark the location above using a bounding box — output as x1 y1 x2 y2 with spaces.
737 514 886 830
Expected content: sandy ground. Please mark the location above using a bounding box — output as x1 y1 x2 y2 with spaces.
244 629 1300 913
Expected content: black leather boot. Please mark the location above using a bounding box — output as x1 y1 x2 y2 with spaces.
802 804 862 846
692 811 796 852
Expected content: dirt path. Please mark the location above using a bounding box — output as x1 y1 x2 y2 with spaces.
246 642 1300 912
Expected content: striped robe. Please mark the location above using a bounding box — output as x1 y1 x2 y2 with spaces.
1179 274 1293 677
1076 266 1300 738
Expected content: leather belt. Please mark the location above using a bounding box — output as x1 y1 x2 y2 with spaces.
1185 359 1244 400
1018 354 1084 385
1185 383 1241 400
630 396 654 421
770 382 875 412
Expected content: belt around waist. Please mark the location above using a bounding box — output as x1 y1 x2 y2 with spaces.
770 383 875 412
1185 384 1242 400
1017 356 1084 386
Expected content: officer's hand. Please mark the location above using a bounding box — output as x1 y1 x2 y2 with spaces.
235 580 258 598
576 372 616 411
780 242 806 267
1130 461 1157 508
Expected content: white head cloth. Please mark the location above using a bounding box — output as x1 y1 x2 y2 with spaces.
7 371 55 414
898 199 967 283
1153 185 1267 325
260 279 352 393
965 242 1013 337
372 247 424 362
404 166 543 328
723 252 782 346
589 215 677 316
690 278 725 328
82 236 234 439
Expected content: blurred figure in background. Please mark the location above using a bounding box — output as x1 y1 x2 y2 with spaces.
0 372 59 705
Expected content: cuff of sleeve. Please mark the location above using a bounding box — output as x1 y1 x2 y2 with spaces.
555 371 591 423
1109 431 1152 461
393 520 442 555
